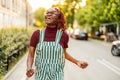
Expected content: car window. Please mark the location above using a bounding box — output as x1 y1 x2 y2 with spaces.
80 32 86 36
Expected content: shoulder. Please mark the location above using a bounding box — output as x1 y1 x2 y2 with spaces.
62 30 69 38
60 30 69 48
32 29 40 35
30 29 40 48
31 29 40 38
61 30 69 42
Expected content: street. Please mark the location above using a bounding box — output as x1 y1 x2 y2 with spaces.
64 38 120 80
3 38 120 80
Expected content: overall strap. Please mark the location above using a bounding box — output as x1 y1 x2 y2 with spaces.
54 29 63 53
39 29 45 43
55 29 63 44
37 29 45 50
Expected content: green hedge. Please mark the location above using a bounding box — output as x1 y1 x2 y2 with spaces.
0 26 35 76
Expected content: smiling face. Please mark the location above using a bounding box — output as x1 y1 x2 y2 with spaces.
45 8 59 26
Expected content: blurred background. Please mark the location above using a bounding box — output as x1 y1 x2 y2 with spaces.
0 0 120 80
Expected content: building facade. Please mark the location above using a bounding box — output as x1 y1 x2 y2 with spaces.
0 0 33 28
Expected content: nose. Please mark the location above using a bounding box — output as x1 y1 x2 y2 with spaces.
45 14 51 19
46 13 52 16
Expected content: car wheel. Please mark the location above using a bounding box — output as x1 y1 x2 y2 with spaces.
85 37 88 40
111 45 120 56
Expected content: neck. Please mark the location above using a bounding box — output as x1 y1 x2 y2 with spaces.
46 24 57 28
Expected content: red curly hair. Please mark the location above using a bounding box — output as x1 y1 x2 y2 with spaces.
54 8 67 30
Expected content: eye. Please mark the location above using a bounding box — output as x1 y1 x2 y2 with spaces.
46 12 54 15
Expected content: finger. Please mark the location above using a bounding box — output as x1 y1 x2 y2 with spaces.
81 65 87 69
26 70 34 77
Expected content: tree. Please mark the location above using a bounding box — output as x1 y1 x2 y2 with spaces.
34 7 46 28
75 0 120 31
53 0 82 28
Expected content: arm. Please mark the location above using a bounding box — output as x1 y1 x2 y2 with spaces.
26 30 39 77
27 46 35 70
64 48 79 64
26 46 35 77
64 48 88 69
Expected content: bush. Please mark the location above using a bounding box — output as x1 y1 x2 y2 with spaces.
0 26 35 76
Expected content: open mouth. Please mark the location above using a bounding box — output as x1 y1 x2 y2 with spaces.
46 17 51 21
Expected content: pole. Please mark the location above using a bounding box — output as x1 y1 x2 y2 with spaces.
26 0 28 29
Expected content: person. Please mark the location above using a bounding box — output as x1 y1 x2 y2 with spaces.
26 8 88 80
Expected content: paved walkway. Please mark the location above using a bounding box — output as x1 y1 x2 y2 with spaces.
2 53 34 80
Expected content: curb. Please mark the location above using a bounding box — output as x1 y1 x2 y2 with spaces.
89 38 112 46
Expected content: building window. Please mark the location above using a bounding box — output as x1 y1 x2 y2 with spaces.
6 0 11 9
1 0 6 7
0 0 1 6
12 0 15 11
2 13 5 26
0 13 2 27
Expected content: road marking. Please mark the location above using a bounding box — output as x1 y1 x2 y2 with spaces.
102 59 120 71
97 59 120 76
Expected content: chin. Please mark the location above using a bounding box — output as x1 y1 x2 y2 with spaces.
46 22 55 25
46 23 51 25
46 21 52 24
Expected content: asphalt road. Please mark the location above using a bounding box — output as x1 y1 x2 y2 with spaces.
64 38 120 80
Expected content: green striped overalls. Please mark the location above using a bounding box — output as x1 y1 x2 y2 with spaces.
35 29 65 80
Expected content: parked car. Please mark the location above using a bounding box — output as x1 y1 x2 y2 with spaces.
111 40 120 56
70 29 88 40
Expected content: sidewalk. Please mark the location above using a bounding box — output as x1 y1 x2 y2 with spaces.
2 53 34 80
